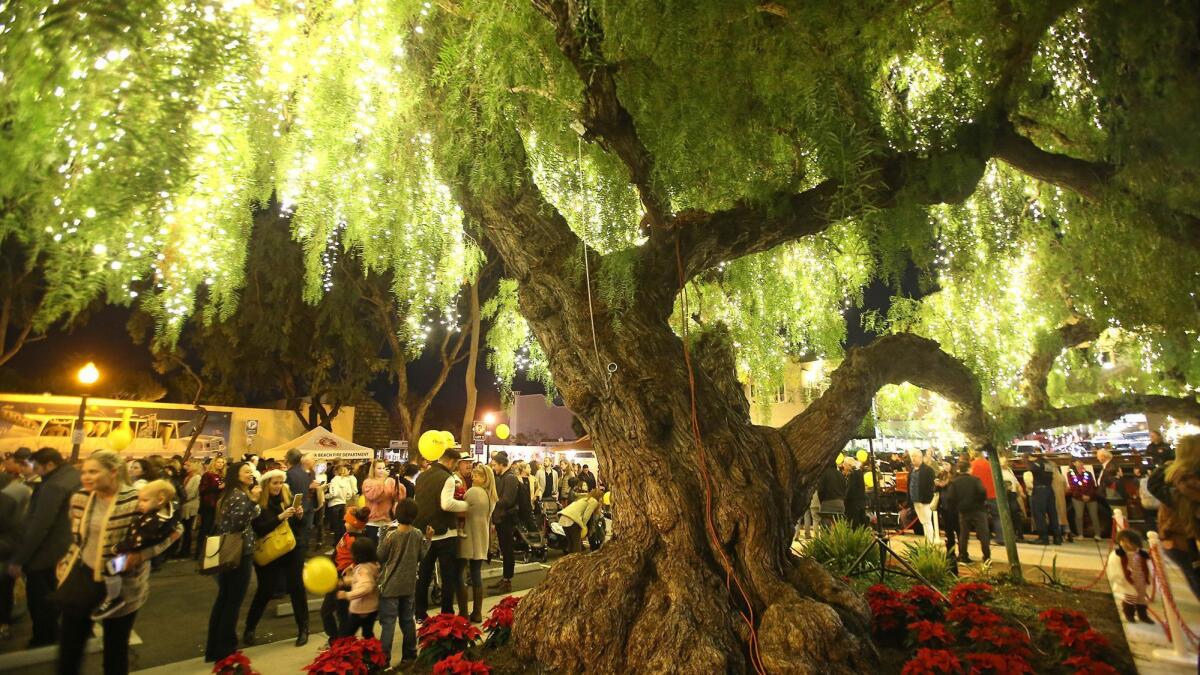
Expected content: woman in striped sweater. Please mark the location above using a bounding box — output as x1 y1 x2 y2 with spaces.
57 451 181 675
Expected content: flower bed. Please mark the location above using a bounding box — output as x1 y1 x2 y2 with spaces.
868 582 1120 675
303 637 388 674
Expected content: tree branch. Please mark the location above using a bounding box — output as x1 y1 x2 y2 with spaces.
993 118 1113 199
531 0 668 226
1004 393 1200 432
1019 317 1100 410
780 333 991 481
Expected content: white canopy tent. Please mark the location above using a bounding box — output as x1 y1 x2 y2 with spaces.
260 427 374 463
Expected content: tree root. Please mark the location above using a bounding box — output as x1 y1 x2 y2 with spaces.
757 596 877 675
513 534 877 674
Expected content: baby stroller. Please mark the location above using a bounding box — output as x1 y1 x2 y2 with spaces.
542 499 570 553
517 510 548 562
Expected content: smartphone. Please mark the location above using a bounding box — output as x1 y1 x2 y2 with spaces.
292 494 303 509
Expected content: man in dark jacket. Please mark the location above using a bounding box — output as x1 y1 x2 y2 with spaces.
842 461 867 527
578 466 597 491
1030 454 1063 545
944 461 990 562
816 460 847 526
7 448 80 647
413 449 467 618
908 450 937 542
1145 431 1174 468
489 452 520 592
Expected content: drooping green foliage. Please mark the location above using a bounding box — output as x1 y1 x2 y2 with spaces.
481 279 555 405
875 162 1199 409
2 0 477 349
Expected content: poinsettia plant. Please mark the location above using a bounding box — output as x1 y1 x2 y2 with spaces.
963 650 1034 674
213 651 259 675
899 647 960 675
433 652 492 674
906 620 952 647
904 585 947 621
873 582 1119 675
303 637 388 675
867 584 909 642
418 612 483 664
483 595 520 648
947 582 993 606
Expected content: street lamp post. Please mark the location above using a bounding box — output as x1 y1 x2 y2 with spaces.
473 413 496 463
70 362 100 463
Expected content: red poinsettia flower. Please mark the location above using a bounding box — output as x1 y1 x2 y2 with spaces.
964 651 1034 674
867 584 911 636
905 586 947 620
1063 654 1119 675
483 606 515 631
213 650 259 675
900 648 961 675
946 602 1002 627
303 636 388 675
966 624 1031 655
1039 608 1089 633
433 652 492 674
948 582 994 606
1057 628 1110 658
907 620 952 646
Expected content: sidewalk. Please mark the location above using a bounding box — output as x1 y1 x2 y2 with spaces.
134 589 531 675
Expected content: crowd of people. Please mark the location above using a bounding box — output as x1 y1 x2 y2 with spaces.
804 431 1194 569
0 444 607 673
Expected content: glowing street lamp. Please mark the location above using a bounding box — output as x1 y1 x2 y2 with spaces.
473 412 498 462
70 362 101 462
78 362 100 385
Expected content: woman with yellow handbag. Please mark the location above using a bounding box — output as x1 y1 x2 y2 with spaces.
241 470 309 647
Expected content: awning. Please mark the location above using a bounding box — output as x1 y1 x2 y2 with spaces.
260 427 374 462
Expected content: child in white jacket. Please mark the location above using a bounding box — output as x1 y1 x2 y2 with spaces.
1107 529 1155 624
338 537 381 637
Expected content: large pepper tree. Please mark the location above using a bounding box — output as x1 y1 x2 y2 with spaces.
3 0 1199 671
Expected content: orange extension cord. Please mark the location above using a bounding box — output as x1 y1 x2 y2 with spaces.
675 234 768 675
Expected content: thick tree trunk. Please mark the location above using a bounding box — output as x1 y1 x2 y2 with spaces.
507 297 875 672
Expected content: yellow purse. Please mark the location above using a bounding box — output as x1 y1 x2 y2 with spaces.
253 519 296 566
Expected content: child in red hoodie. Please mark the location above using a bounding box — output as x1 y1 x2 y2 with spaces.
318 507 370 646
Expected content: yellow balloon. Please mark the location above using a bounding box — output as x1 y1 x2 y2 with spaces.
495 423 510 440
864 472 875 488
856 449 869 463
108 409 134 452
418 430 446 461
603 491 611 506
836 453 845 464
303 556 338 595
357 495 366 508
440 430 456 448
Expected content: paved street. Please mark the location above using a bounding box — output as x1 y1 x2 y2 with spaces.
0 550 554 674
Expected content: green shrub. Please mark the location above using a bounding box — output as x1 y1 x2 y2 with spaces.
902 540 952 588
802 520 876 576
